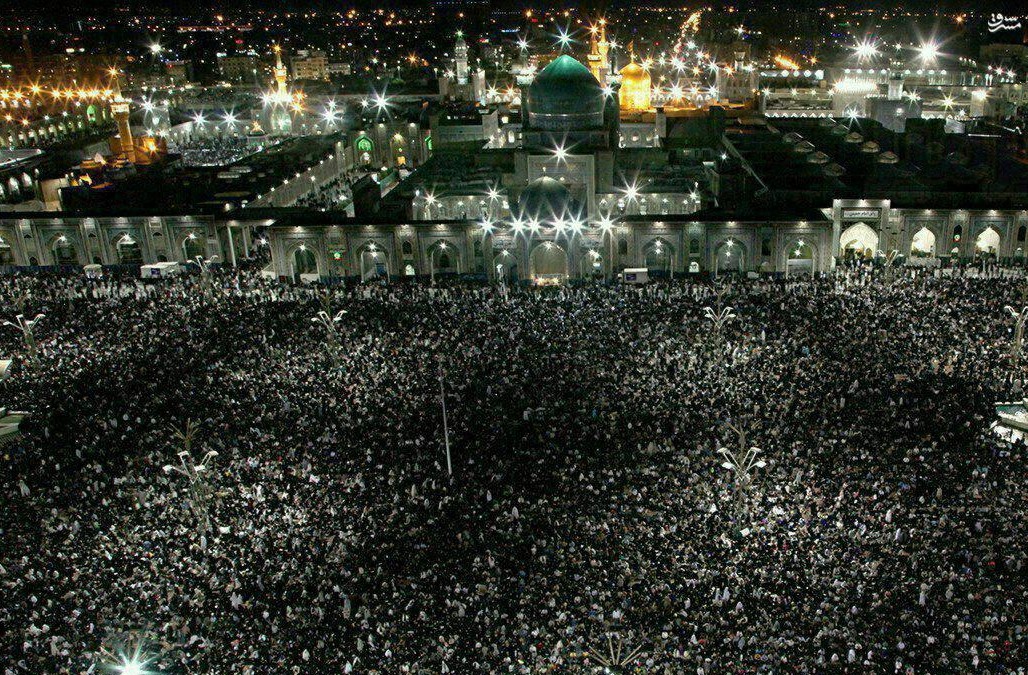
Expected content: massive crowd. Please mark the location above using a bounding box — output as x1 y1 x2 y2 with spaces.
175 136 265 168
293 173 361 211
1 267 1027 673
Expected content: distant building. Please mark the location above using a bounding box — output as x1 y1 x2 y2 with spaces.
164 61 193 85
291 51 329 81
326 62 352 77
980 43 1028 70
217 54 259 84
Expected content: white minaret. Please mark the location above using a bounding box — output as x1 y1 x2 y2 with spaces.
455 31 469 85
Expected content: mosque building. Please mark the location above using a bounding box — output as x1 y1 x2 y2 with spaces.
259 46 835 283
5 24 1027 282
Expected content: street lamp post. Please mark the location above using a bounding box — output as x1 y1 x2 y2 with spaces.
312 294 347 366
97 631 157 675
3 313 44 369
438 361 453 476
718 421 766 513
162 420 219 539
596 215 616 282
193 255 221 296
702 283 735 348
1006 304 1028 369
882 249 899 285
584 631 647 670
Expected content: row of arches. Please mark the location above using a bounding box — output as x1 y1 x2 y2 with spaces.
3 111 102 148
0 173 36 204
285 236 810 282
4 231 208 267
840 223 1006 260
353 134 432 169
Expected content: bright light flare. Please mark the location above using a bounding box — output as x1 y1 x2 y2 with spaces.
853 39 879 61
554 28 573 51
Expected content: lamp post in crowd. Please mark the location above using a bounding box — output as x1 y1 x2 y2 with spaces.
193 255 221 296
702 283 735 348
882 249 899 285
1005 304 1028 369
584 632 648 670
311 301 347 367
718 421 766 514
3 313 44 369
162 420 219 538
97 631 157 675
438 359 453 476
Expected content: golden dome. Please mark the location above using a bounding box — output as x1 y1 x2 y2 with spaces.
619 61 651 111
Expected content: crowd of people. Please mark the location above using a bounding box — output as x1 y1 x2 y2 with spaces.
1 266 1027 673
293 172 364 211
175 135 265 168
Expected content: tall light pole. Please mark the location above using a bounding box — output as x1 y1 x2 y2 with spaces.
193 255 220 296
702 282 735 348
1006 304 1028 369
3 313 44 369
596 214 616 282
438 360 452 476
97 631 157 675
162 420 218 538
882 249 899 285
718 421 766 513
430 243 448 285
311 306 347 366
584 631 647 670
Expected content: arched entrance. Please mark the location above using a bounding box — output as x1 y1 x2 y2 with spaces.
578 248 603 280
358 244 387 281
643 238 673 276
840 222 879 260
530 241 568 284
714 239 745 275
493 248 519 282
390 135 407 166
0 235 13 265
182 233 205 259
427 241 459 282
786 240 815 277
975 227 1001 260
115 235 142 265
292 246 318 281
910 227 936 258
52 236 77 266
356 136 374 167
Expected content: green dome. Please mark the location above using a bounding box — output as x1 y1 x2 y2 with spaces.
528 55 605 131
